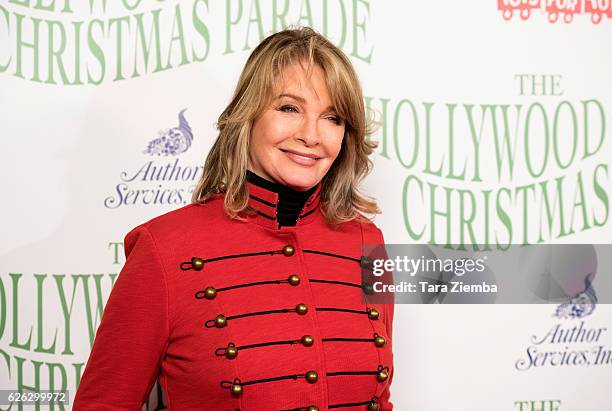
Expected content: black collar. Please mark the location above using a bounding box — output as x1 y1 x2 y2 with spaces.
246 170 319 228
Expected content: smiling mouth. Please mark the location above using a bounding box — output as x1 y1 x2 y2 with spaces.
280 149 321 165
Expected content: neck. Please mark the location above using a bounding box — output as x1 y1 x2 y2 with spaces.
246 170 318 227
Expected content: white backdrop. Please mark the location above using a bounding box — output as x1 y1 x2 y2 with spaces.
1 0 612 409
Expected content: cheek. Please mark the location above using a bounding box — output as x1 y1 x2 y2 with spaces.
326 131 345 158
250 136 283 165
269 122 294 144
258 115 294 146
249 127 272 162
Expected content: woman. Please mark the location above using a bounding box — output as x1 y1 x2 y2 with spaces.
73 26 394 411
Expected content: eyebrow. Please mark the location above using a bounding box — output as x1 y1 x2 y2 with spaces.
276 93 336 112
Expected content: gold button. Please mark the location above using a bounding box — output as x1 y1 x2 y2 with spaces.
204 286 217 300
377 369 389 382
301 335 314 347
296 303 308 315
360 256 373 269
230 383 242 397
374 335 386 347
225 343 238 359
288 274 300 286
307 406 319 411
368 308 380 320
282 245 295 256
305 370 318 383
368 401 381 411
362 282 374 295
217 182 227 192
215 314 227 328
192 257 204 271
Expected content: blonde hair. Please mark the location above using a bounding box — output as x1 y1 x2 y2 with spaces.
191 26 381 226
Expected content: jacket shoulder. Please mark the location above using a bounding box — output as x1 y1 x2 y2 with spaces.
355 215 385 243
128 197 227 240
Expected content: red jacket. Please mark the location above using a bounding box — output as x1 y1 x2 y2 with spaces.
73 179 394 411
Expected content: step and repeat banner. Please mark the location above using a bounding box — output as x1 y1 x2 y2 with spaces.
1 0 611 410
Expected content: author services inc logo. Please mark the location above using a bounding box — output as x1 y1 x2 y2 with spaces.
514 248 610 372
104 109 203 209
553 274 597 319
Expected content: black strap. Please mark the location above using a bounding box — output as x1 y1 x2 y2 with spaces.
322 337 376 343
215 339 302 356
195 279 287 299
204 308 298 328
329 399 376 409
303 249 361 263
180 249 285 271
280 397 379 411
316 307 371 315
221 373 306 389
196 277 363 300
310 279 362 288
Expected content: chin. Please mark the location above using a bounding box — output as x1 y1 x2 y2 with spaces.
279 173 321 192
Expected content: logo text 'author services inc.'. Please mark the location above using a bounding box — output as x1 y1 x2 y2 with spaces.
104 109 204 209
515 269 609 371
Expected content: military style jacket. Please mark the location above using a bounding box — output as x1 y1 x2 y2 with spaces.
73 179 395 411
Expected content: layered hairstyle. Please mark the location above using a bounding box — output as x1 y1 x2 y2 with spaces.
191 26 380 226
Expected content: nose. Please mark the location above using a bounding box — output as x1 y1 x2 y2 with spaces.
296 116 320 147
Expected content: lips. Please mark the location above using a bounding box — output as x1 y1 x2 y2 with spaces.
280 148 321 166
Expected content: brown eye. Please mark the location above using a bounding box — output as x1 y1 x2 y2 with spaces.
279 105 298 113
328 116 343 125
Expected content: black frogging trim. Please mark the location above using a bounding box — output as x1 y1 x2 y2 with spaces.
249 194 276 208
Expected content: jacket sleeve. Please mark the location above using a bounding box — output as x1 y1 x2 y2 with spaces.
73 225 170 410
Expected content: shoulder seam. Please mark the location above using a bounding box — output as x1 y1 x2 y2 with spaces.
139 225 173 342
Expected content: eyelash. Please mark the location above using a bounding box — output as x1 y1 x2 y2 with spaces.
278 105 343 125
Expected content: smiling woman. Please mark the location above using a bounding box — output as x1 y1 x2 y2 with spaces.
73 26 395 411
249 62 345 192
193 25 380 225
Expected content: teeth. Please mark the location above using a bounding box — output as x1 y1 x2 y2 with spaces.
287 151 318 160
295 154 316 160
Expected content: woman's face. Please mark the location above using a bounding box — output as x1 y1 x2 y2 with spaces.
248 62 345 192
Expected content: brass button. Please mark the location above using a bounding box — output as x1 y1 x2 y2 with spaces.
203 286 217 300
368 401 381 411
360 256 373 269
192 257 204 271
230 383 242 397
368 308 380 320
377 369 389 382
217 182 227 192
307 406 319 411
374 335 387 347
301 335 314 347
282 245 295 256
362 282 374 295
214 314 227 328
225 343 238 359
296 303 308 315
305 370 318 383
288 274 301 286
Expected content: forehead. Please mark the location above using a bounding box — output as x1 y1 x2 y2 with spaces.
271 61 331 102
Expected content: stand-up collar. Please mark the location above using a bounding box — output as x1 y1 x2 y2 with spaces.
245 171 322 229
